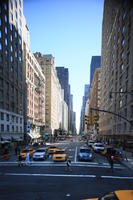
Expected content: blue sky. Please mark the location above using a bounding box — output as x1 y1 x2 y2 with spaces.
23 0 104 131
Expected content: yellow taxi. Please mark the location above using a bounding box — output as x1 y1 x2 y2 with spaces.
85 190 133 200
48 146 60 154
20 148 35 160
53 149 68 162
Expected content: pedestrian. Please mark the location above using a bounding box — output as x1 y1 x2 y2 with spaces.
66 158 72 171
25 152 30 166
107 154 114 172
18 154 22 167
15 146 18 156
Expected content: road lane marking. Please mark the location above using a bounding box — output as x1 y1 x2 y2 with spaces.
4 173 96 178
0 162 124 169
74 146 77 162
101 176 133 180
3 173 133 180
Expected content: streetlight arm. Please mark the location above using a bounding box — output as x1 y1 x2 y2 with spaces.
90 107 131 124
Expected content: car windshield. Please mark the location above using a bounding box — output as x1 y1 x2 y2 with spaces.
95 144 104 147
54 151 65 154
50 146 56 149
80 149 91 153
36 149 46 153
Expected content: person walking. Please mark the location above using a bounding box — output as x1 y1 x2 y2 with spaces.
25 152 30 166
18 154 22 167
107 154 114 172
66 158 72 171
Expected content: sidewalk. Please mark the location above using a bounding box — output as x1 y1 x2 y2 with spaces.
120 151 133 170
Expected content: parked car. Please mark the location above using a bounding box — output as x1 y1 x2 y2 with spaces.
92 143 105 152
20 148 35 160
78 147 93 161
33 147 48 161
48 146 60 154
53 149 68 162
85 190 133 200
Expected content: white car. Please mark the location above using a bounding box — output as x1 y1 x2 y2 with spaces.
33 148 48 161
92 143 105 152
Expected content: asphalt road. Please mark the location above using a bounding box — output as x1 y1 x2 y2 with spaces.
0 138 133 200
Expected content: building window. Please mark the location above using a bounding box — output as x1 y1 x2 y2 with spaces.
15 21 17 29
10 55 13 63
10 12 13 21
5 38 8 46
12 125 14 132
15 11 17 19
1 124 4 132
0 42 2 50
10 24 13 31
19 9 21 17
5 49 8 57
7 114 9 121
19 0 22 6
15 51 17 58
15 0 17 8
15 31 17 38
20 118 22 124
0 18 1 26
120 63 124 72
5 15 7 23
7 125 9 132
11 45 13 52
16 126 18 132
4 3 7 10
16 117 18 123
121 38 125 46
1 112 4 120
123 12 126 20
5 27 7 34
122 26 125 33
10 35 13 42
10 1 13 10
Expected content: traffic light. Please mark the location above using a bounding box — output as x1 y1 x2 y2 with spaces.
93 113 99 124
84 115 91 125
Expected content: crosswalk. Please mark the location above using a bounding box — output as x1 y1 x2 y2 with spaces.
0 160 125 169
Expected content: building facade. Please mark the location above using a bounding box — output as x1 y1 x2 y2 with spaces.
0 0 24 141
90 56 101 87
80 84 90 134
34 53 64 135
100 0 133 144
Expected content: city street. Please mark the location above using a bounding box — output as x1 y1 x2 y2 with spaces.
0 139 133 200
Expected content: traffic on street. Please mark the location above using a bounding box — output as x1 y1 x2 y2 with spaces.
0 136 133 200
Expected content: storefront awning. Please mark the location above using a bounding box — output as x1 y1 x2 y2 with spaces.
28 132 41 139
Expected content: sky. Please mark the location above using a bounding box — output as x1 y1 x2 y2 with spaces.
23 0 104 132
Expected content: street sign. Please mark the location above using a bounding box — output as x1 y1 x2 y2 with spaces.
27 121 30 134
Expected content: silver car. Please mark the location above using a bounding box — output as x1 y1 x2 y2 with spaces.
33 148 48 161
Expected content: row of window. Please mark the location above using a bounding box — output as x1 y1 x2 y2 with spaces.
0 112 23 124
0 124 22 132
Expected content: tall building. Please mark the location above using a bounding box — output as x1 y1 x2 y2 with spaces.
34 53 64 135
23 18 45 141
90 56 101 87
100 0 133 144
0 0 24 141
80 84 90 134
56 67 69 106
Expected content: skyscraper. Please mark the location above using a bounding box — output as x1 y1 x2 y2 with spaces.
90 56 101 87
100 0 133 143
0 0 24 141
56 67 69 106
